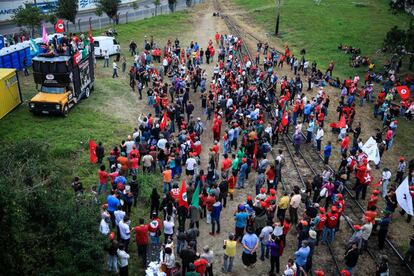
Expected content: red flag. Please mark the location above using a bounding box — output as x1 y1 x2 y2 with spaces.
338 115 346 128
178 180 189 209
89 139 97 164
55 19 65 33
160 112 168 131
396 86 411 100
371 179 382 188
281 110 288 126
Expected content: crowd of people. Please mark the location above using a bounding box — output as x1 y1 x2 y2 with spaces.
77 26 414 276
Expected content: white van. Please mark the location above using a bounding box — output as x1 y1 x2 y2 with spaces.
93 36 121 57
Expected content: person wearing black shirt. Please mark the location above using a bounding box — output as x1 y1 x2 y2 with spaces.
96 142 105 164
344 242 360 274
129 175 139 207
218 175 229 208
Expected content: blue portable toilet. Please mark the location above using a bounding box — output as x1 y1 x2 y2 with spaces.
0 47 12 68
10 46 22 70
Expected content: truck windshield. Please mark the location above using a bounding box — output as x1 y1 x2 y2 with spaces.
41 86 65 94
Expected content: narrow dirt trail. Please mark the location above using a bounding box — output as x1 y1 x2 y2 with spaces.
179 1 302 275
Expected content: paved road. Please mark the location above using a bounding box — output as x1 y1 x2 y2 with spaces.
0 0 181 35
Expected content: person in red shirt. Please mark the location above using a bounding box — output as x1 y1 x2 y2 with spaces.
333 194 345 231
314 207 327 245
322 206 339 244
133 218 149 265
98 165 109 194
341 133 350 155
129 154 139 176
148 213 162 244
194 255 208 275
221 153 232 178
227 172 237 200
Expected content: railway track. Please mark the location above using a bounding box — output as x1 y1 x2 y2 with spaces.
213 0 414 275
287 128 414 275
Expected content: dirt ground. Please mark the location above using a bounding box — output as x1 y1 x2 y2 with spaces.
96 0 412 274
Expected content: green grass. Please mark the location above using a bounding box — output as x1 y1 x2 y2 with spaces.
235 0 412 78
0 12 189 274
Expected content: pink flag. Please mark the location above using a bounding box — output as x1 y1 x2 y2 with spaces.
42 24 48 44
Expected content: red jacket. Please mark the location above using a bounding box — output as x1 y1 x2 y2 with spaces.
135 225 149 245
326 212 339 228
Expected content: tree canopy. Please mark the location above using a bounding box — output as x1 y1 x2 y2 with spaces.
56 0 79 24
96 0 121 19
12 4 43 34
0 140 104 275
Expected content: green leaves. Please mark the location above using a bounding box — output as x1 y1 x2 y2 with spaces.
0 141 104 275
12 3 43 34
56 0 79 24
96 0 122 19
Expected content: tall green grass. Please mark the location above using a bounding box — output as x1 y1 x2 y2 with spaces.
235 0 412 78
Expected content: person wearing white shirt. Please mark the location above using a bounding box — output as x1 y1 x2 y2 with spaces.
99 217 110 235
381 168 392 197
160 247 175 270
315 127 324 152
119 216 131 252
185 156 197 176
163 216 175 242
117 244 130 275
112 61 119 78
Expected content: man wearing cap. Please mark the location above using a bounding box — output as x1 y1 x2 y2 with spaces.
305 230 317 272
361 216 373 252
234 205 249 241
322 206 339 244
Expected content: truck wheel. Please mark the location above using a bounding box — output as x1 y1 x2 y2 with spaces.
84 87 91 98
62 105 69 117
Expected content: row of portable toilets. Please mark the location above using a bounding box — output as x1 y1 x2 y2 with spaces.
0 42 33 70
0 35 63 70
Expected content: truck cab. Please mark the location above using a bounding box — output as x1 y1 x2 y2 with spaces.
29 45 95 116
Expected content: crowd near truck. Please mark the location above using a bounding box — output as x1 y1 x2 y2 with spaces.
29 45 95 116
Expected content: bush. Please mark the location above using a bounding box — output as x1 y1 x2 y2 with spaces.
0 141 104 275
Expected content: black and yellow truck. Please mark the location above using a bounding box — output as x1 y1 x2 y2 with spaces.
29 46 95 116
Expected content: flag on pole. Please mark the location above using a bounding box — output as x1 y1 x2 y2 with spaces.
178 180 189 209
55 19 65 33
42 24 48 44
396 177 413 216
160 112 168 131
361 137 380 165
281 109 288 126
191 182 200 207
338 115 346 128
89 139 97 164
396 85 411 100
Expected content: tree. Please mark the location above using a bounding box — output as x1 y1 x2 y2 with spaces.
131 1 139 10
56 0 78 24
383 25 407 52
96 0 121 22
0 141 105 275
12 3 43 36
168 0 176 12
154 0 161 16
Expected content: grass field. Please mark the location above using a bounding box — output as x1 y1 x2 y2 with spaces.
235 0 412 78
0 12 191 273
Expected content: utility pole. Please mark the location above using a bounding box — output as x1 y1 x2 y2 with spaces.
275 0 281 36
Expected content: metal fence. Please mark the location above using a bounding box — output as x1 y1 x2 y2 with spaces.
43 0 204 34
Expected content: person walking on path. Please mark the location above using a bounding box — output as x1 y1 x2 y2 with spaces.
294 240 310 276
210 200 222 236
